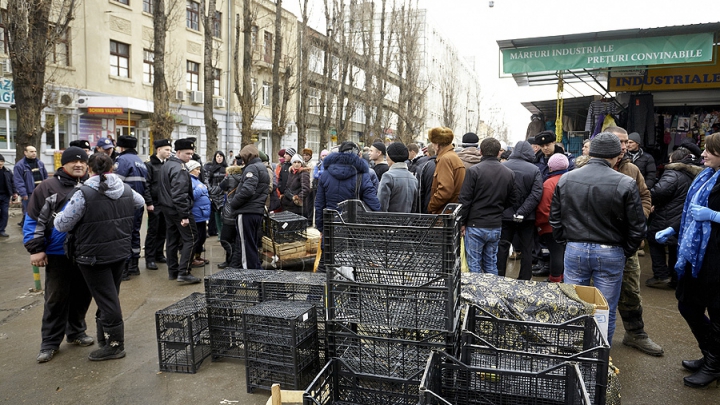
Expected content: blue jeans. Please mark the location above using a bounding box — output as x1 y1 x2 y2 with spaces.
564 242 626 344
465 227 502 275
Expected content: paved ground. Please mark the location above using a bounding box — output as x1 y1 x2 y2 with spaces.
0 207 718 404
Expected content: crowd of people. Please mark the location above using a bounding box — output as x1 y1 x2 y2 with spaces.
11 123 720 388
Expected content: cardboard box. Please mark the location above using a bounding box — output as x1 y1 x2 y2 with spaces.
574 285 610 343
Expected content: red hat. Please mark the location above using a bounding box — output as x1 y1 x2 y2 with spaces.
278 148 286 157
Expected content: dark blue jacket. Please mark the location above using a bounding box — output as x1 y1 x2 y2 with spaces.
315 152 380 233
114 150 148 196
190 174 211 222
13 157 48 198
535 145 575 181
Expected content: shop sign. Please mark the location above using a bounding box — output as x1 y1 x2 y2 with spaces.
502 32 714 74
608 47 720 91
87 107 124 115
0 78 14 104
116 119 137 127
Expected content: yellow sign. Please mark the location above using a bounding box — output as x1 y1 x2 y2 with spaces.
608 47 720 92
87 107 124 115
116 119 137 127
331 135 338 142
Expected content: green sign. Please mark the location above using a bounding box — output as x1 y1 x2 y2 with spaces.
502 33 715 74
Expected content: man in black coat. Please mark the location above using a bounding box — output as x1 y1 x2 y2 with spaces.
157 138 200 284
143 139 172 270
0 154 17 237
627 132 657 189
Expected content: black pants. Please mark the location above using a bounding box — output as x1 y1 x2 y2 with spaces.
194 221 207 256
230 213 263 269
540 233 565 279
220 221 237 263
497 220 535 280
130 207 144 259
164 210 197 278
144 209 166 261
78 260 124 329
678 301 720 355
648 233 677 281
40 254 93 350
208 208 218 236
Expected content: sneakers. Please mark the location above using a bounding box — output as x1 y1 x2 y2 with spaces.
622 334 664 356
37 349 57 363
67 333 95 347
177 274 201 284
645 277 672 289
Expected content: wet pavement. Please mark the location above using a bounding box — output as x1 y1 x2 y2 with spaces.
0 207 717 404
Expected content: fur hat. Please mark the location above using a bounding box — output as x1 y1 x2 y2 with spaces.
462 132 479 145
535 131 555 145
527 136 537 145
302 148 313 156
371 141 386 156
548 153 569 172
185 160 201 172
628 132 642 145
428 127 454 146
61 146 88 165
154 138 172 149
386 142 409 163
589 132 622 158
116 135 138 149
680 140 702 158
174 138 195 151
69 139 91 150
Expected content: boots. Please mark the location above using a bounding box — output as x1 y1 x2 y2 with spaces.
121 261 130 281
684 352 720 388
620 308 664 356
682 355 706 373
96 317 106 348
88 324 125 361
127 257 140 275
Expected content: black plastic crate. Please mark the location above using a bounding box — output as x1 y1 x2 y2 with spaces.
155 292 210 373
264 211 308 235
245 333 318 368
247 357 320 393
208 327 244 359
243 300 317 347
261 270 326 307
203 268 266 306
419 351 592 405
323 200 461 279
304 358 422 405
462 305 609 404
327 322 459 380
327 274 461 332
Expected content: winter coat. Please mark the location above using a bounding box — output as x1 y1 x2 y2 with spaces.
191 174 211 223
502 142 543 221
157 156 193 218
227 146 270 218
648 161 702 234
277 161 291 194
281 166 311 215
13 157 48 198
626 148 657 189
535 171 565 236
550 158 646 257
458 157 516 229
414 156 436 214
54 174 143 265
408 155 423 174
377 162 418 213
114 149 148 197
315 152 380 233
616 157 652 219
143 154 164 206
204 153 227 210
0 166 15 197
428 145 466 214
457 147 483 169
372 161 389 182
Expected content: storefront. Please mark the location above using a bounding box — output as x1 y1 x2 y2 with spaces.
0 77 16 158
498 22 720 162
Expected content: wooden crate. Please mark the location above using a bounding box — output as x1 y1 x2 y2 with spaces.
305 228 321 254
262 236 307 260
265 383 303 405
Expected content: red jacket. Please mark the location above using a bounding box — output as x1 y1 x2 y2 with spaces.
535 172 563 235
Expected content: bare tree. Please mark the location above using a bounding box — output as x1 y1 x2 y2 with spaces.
270 0 284 159
234 1 256 147
393 0 426 144
201 0 220 160
317 0 337 152
6 0 76 160
151 0 183 141
440 59 458 131
296 0 310 151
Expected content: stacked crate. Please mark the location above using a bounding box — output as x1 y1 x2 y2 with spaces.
243 300 319 392
263 211 308 260
155 292 211 373
307 200 462 405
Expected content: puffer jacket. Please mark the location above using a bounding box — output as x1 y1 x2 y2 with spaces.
315 152 380 233
281 166 311 215
648 160 702 233
227 145 270 217
626 148 657 189
502 141 543 221
428 145 466 214
378 162 418 213
456 146 483 169
191 174 211 222
550 158 646 257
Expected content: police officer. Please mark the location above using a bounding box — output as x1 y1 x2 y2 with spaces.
143 139 172 270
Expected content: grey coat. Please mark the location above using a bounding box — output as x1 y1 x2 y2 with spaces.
377 162 418 213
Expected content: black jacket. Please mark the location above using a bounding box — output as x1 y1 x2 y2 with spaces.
228 158 270 217
550 158 646 257
502 141 543 221
535 145 575 181
648 161 702 234
281 167 310 215
415 156 436 214
143 154 164 206
0 166 14 196
157 156 193 218
458 157 516 229
627 148 657 189
277 161 291 194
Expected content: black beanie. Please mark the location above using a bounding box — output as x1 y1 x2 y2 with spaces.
462 132 479 145
589 132 622 158
372 141 386 156
61 146 89 165
386 142 409 163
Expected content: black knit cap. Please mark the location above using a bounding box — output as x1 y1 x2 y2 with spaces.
462 132 479 144
339 141 359 155
61 146 89 165
174 138 195 151
154 138 172 149
386 142 409 163
372 141 386 156
589 132 622 158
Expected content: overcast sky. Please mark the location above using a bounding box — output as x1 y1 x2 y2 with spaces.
286 0 720 141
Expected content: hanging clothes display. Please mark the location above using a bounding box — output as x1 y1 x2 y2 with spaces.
627 94 656 147
585 100 622 136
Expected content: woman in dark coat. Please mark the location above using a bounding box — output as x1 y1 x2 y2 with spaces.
645 147 702 289
281 154 310 216
656 133 720 388
203 151 227 236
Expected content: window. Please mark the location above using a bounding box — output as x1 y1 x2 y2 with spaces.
263 31 272 63
0 9 7 55
212 11 222 38
50 27 70 66
186 61 199 91
262 82 270 106
143 0 152 13
44 113 69 150
114 0 129 5
110 40 130 78
212 68 221 96
186 1 200 31
143 49 154 84
251 25 258 49
308 88 320 114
